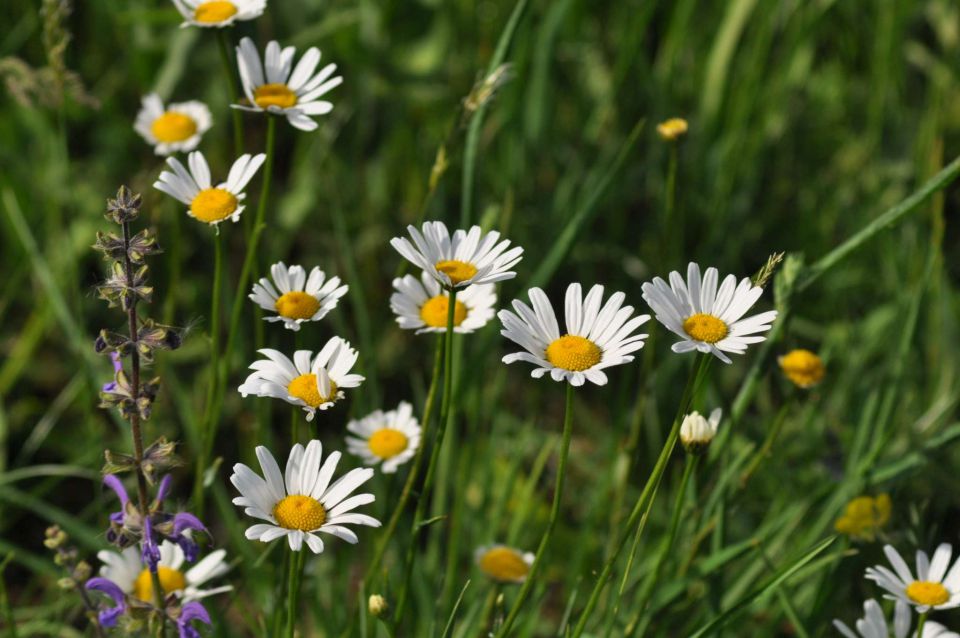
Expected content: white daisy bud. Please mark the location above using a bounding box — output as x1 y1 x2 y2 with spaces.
679 408 722 454
368 594 388 617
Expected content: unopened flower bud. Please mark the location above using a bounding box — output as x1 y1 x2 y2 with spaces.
57 577 76 590
679 408 722 454
74 560 92 581
368 594 388 617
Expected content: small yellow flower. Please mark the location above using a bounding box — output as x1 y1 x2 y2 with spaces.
368 594 388 617
656 118 688 141
834 494 891 541
778 349 825 388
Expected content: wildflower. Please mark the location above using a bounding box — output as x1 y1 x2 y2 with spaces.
499 283 649 386
641 262 778 364
171 0 266 28
85 577 127 627
368 594 388 617
346 402 422 473
176 601 212 638
98 541 231 603
237 338 364 421
234 37 342 131
475 545 534 584
834 494 891 541
390 271 496 334
230 440 381 553
154 151 266 228
250 261 348 331
833 598 959 638
866 544 960 613
390 221 523 290
779 348 825 388
134 93 211 156
656 118 688 141
680 408 722 454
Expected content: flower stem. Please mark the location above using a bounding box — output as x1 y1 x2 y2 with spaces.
916 612 928 638
738 400 791 489
215 28 244 158
284 548 305 638
194 229 223 510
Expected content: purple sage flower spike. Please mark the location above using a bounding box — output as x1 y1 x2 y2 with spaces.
86 577 127 627
177 601 211 638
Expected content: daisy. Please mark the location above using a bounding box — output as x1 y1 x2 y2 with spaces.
390 221 523 290
154 151 266 227
641 262 778 364
779 348 826 388
498 283 650 386
171 0 266 28
390 271 496 334
833 599 959 638
250 261 348 331
475 545 534 584
866 544 960 613
234 37 342 132
345 402 422 473
679 407 722 453
134 94 211 156
231 440 381 553
97 541 231 603
237 338 363 421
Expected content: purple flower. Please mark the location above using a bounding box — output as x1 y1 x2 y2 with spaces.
86 577 127 627
141 517 161 572
156 475 173 503
171 512 207 562
103 474 129 527
177 601 211 638
102 352 123 392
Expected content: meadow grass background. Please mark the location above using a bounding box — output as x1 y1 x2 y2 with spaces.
2 0 960 635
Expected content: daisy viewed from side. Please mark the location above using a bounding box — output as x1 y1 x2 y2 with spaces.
475 545 535 584
154 151 266 227
498 283 650 386
171 0 266 28
390 221 523 290
237 338 363 421
641 262 778 364
231 440 380 553
866 544 960 613
134 94 211 156
250 261 348 331
390 271 496 334
833 598 959 638
345 402 421 473
97 541 231 603
234 37 342 131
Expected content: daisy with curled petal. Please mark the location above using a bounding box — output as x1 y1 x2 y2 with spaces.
237 338 364 421
134 94 211 156
475 545 535 584
345 402 422 474
390 271 496 334
641 262 778 364
154 150 266 227
498 283 650 386
233 37 342 132
230 440 381 553
866 544 960 613
98 541 231 603
171 0 266 28
250 261 348 331
390 221 523 290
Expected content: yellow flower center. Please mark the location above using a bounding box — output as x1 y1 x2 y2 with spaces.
368 428 409 459
190 188 238 223
193 1 238 23
133 566 186 603
479 547 530 583
434 260 478 286
254 83 298 109
683 313 728 344
273 494 327 531
779 349 825 388
275 291 321 321
906 581 950 607
150 112 197 143
657 118 688 141
287 373 337 408
419 295 468 328
545 335 602 371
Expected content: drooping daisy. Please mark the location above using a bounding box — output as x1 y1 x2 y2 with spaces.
390 271 496 334
498 283 650 386
154 151 266 227
231 440 380 553
233 37 342 132
866 544 960 613
641 262 778 364
833 598 959 638
390 221 523 290
345 402 421 473
475 545 534 584
679 408 722 454
171 0 266 28
834 494 891 541
97 541 231 603
237 338 363 421
250 261 348 331
134 94 211 156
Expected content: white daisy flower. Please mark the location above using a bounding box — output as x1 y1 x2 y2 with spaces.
833 598 959 638
97 541 231 603
171 0 266 28
134 94 211 156
390 221 523 290
498 283 650 387
231 440 381 553
390 271 496 334
866 544 960 613
237 338 364 421
641 262 778 364
345 402 422 473
250 261 348 332
475 545 535 584
679 407 722 453
233 37 342 132
154 150 266 227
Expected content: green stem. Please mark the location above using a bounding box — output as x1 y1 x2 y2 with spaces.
193 229 223 510
215 29 245 158
284 548 305 638
916 612 928 638
272 549 291 637
738 400 791 489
